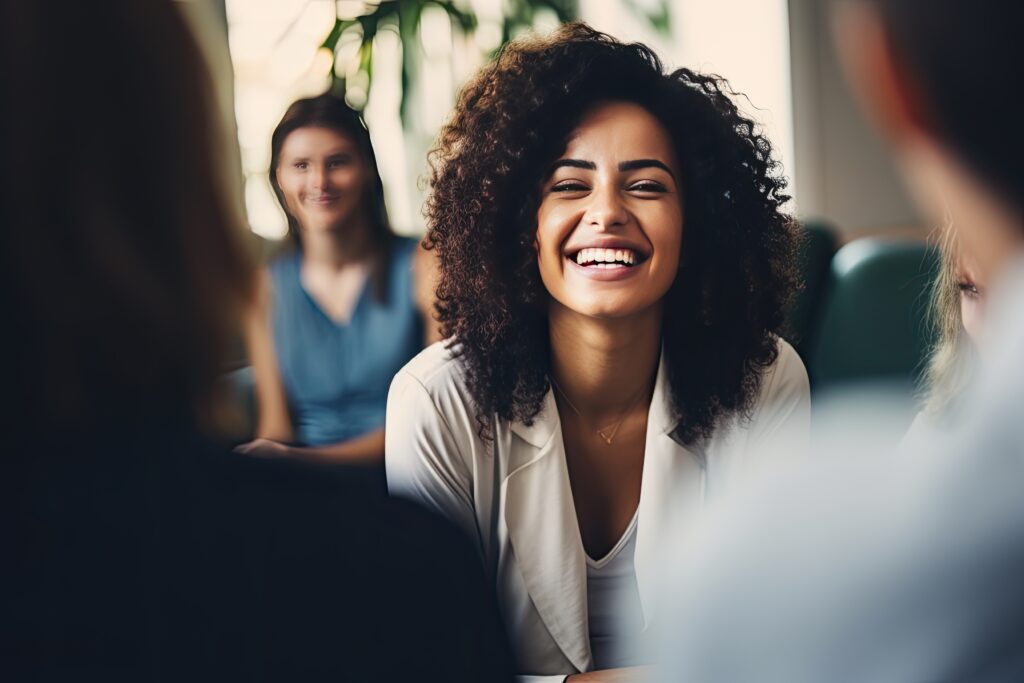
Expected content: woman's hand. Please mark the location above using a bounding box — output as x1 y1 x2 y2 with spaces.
234 438 293 458
567 666 653 682
235 428 385 464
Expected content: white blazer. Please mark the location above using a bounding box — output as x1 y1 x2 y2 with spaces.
385 339 810 682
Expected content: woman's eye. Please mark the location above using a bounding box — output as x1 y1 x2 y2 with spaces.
329 157 351 168
629 181 668 193
293 161 308 170
958 281 980 298
551 181 589 193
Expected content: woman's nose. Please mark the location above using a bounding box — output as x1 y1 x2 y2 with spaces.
311 164 329 192
584 186 629 231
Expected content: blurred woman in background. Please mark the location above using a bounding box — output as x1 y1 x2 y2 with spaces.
236 94 438 463
921 226 989 411
910 225 989 438
2 1 509 679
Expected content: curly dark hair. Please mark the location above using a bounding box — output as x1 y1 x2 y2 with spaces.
425 23 800 445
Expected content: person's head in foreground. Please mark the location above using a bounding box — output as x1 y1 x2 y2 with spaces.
3 4 514 680
1 0 251 437
657 1 1024 681
426 22 800 443
841 0 1021 418
835 0 1023 279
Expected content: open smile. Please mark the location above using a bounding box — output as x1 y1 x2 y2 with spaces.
564 245 650 281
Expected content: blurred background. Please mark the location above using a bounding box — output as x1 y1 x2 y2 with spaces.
219 0 807 241
180 0 935 418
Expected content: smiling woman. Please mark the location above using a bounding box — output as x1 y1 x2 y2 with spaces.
536 102 684 321
235 94 439 464
385 23 810 682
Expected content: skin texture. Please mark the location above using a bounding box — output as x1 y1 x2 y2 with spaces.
539 102 682 559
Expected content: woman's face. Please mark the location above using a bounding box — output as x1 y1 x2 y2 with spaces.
275 126 368 234
958 257 987 342
535 101 683 320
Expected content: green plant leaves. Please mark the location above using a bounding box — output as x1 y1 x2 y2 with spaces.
316 0 670 123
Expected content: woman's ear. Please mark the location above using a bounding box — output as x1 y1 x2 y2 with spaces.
832 1 928 147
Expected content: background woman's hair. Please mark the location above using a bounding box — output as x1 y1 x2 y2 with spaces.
920 225 974 416
0 0 252 434
426 23 800 444
269 94 395 300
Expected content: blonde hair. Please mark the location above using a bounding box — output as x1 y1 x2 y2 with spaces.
920 224 974 416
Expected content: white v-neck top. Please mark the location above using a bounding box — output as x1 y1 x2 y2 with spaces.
585 511 644 670
385 337 810 682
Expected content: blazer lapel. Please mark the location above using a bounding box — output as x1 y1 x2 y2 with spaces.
634 355 707 629
506 390 592 672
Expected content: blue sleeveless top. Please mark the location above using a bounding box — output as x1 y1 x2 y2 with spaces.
268 237 422 446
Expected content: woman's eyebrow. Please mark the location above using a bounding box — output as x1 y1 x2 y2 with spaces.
550 158 597 171
619 158 675 178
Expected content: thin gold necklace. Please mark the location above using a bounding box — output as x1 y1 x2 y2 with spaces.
550 377 648 445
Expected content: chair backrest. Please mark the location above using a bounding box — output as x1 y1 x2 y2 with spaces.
809 238 939 391
788 221 839 361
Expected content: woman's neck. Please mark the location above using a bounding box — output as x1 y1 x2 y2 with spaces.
548 300 662 420
299 215 374 272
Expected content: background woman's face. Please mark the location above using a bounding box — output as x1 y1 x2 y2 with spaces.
276 126 367 234
535 101 683 320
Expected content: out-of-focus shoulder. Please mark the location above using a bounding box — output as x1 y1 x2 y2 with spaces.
391 234 420 262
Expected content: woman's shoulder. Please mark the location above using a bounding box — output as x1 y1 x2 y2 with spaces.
705 337 810 459
723 336 810 436
267 244 300 267
392 234 421 251
386 340 484 500
760 337 810 402
266 247 301 286
389 234 421 263
391 339 473 406
384 235 423 293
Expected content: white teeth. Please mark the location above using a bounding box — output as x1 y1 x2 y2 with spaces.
574 247 638 266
